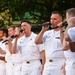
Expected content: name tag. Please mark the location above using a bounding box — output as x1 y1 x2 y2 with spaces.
55 37 60 39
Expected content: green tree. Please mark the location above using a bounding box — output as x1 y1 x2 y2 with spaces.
0 0 12 28
0 0 75 28
8 0 75 21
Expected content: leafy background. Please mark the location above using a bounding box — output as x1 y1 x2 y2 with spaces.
0 0 75 29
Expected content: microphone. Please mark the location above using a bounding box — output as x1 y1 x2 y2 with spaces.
51 26 59 29
52 21 68 29
19 29 23 33
2 40 8 43
2 35 17 43
2 29 23 43
38 22 51 26
61 21 68 27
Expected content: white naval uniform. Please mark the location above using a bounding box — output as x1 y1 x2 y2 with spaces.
0 41 6 75
5 41 14 75
68 27 75 42
5 50 14 75
64 49 75 75
12 53 22 75
42 30 65 75
17 32 44 75
12 38 22 75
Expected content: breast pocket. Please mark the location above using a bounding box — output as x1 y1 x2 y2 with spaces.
55 37 60 39
45 36 51 42
26 43 38 52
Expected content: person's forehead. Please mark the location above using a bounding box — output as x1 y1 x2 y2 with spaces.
8 28 14 32
21 22 29 25
8 27 13 30
51 14 60 18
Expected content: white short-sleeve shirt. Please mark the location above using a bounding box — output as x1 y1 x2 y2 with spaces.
17 32 45 61
42 30 64 59
11 39 23 63
5 39 14 62
68 27 75 42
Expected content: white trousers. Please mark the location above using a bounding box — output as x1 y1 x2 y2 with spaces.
43 59 65 75
0 60 6 75
65 61 75 75
21 60 41 75
13 63 22 75
6 62 13 75
43 69 64 75
21 68 41 75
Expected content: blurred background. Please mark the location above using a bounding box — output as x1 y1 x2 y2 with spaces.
0 0 75 32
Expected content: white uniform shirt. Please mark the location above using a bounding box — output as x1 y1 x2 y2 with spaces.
0 39 12 62
12 38 22 63
17 32 44 61
5 40 13 62
68 27 75 42
42 30 64 59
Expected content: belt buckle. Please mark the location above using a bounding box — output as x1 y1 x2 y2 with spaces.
26 61 30 64
49 59 53 62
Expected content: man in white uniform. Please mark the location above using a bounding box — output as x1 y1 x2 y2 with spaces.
59 8 75 75
11 26 24 75
5 26 15 75
35 11 65 75
5 26 24 75
12 20 45 75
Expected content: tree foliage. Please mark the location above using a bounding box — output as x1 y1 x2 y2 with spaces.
0 0 75 28
0 10 12 28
